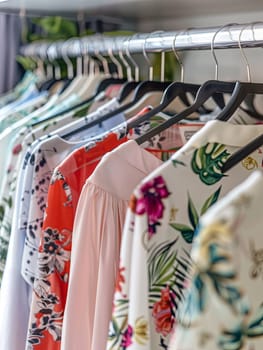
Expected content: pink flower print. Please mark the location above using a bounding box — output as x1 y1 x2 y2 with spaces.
12 143 22 155
121 325 133 348
136 176 170 237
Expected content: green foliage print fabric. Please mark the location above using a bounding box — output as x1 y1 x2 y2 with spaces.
106 120 263 350
170 171 263 350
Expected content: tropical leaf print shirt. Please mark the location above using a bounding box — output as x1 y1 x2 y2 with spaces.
170 170 263 350
107 120 263 350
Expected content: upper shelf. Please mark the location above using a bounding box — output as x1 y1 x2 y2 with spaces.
1 0 263 19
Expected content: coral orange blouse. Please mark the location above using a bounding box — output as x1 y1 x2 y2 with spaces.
26 132 128 350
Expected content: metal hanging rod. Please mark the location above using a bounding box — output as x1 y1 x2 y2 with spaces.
20 22 263 59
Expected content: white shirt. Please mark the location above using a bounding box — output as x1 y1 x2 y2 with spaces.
170 170 263 350
107 120 263 350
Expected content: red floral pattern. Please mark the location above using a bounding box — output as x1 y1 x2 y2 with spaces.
116 266 125 293
152 286 175 337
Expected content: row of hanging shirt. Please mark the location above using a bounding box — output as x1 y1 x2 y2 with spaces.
0 30 263 350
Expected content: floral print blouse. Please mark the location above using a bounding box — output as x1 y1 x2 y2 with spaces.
0 113 83 282
0 98 124 284
170 170 263 350
107 120 263 350
26 121 204 350
0 113 125 350
60 132 185 350
25 132 129 350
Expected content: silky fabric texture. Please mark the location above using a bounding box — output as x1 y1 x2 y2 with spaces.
107 120 263 350
61 140 163 350
0 111 125 350
61 122 205 350
25 133 128 350
170 171 263 350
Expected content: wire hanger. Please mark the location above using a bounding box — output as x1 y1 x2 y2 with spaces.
134 23 239 145
62 32 173 140
118 31 172 105
170 29 208 111
128 26 224 141
115 34 142 103
216 22 263 121
220 23 263 172
35 42 57 90
238 22 263 119
89 36 127 94
108 37 124 79
61 39 75 79
32 42 46 82
130 24 240 138
125 34 140 83
31 37 117 128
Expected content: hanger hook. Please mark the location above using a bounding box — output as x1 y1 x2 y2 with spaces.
32 42 46 79
249 21 263 41
107 37 123 79
238 23 252 83
125 34 140 82
142 30 164 81
119 37 133 81
50 41 63 80
61 38 74 79
142 31 154 81
94 36 110 75
76 38 84 76
42 42 54 80
239 21 263 82
86 36 100 74
172 30 185 82
211 23 238 80
83 38 92 75
156 31 165 82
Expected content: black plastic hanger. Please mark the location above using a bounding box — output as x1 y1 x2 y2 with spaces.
216 82 263 121
58 79 74 94
134 80 237 145
37 78 58 92
118 81 141 104
216 23 263 121
62 80 172 139
94 77 127 95
240 94 263 120
124 81 202 132
31 77 127 128
221 133 263 173
31 93 96 128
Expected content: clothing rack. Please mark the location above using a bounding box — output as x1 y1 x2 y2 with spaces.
20 23 263 59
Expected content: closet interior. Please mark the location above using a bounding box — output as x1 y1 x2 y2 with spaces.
0 2 263 350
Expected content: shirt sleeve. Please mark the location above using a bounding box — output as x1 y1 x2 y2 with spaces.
107 173 187 350
26 169 74 350
61 181 128 350
106 197 138 350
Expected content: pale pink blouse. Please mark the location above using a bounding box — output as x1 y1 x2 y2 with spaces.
61 140 164 350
